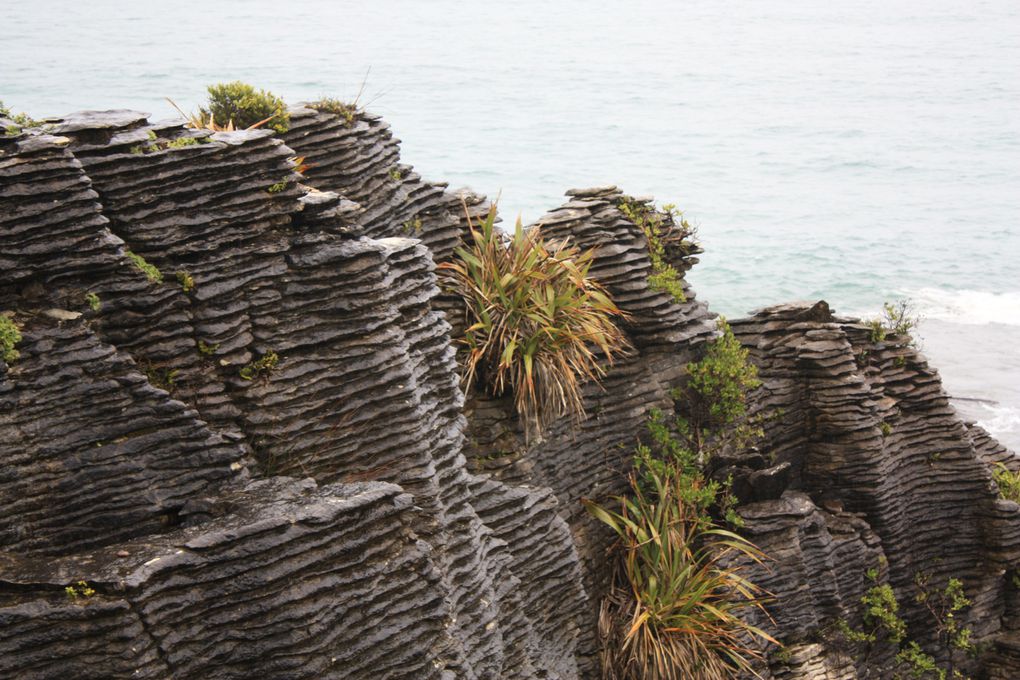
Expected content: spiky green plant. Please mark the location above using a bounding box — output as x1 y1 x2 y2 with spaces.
584 465 775 680
440 203 630 434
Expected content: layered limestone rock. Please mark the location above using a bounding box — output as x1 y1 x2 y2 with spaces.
2 105 1018 679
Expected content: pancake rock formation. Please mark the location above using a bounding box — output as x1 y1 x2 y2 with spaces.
1 104 1018 679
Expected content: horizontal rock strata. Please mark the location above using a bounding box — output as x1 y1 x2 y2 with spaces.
2 105 1018 679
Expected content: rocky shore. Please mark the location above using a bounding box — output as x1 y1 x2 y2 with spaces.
2 105 1018 679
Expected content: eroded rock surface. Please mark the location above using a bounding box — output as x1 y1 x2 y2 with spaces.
2 108 1018 679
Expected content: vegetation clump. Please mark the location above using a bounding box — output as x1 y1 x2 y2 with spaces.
1 314 23 364
440 202 630 435
309 97 359 126
993 463 1020 504
176 270 195 293
197 340 220 356
64 581 96 601
619 199 697 304
0 100 40 134
267 181 289 194
201 81 290 134
85 292 101 312
240 350 279 381
831 567 973 679
402 217 423 235
125 250 163 283
868 299 920 344
584 459 775 679
583 319 772 678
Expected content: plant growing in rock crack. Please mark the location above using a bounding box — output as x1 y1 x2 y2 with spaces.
830 567 974 679
176 270 195 293
85 292 101 312
583 459 776 680
1 314 23 364
125 250 163 284
402 217 423 235
266 181 288 194
64 580 96 601
144 364 179 393
310 97 360 126
993 463 1020 503
868 299 920 345
618 198 698 304
240 350 279 381
439 201 631 437
0 100 40 133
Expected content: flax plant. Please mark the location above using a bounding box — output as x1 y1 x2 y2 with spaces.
440 203 630 436
584 466 776 680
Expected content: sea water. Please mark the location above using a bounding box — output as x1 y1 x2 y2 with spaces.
2 0 1018 448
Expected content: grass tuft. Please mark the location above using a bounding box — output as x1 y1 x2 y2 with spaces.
440 202 631 436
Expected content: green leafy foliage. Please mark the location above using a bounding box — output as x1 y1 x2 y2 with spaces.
240 350 279 381
0 314 23 364
64 580 96 601
993 463 1020 503
868 299 920 344
618 199 697 304
85 292 101 312
266 181 288 194
583 464 775 679
685 319 761 429
0 100 40 133
201 81 290 134
833 569 973 679
439 202 630 435
125 250 162 283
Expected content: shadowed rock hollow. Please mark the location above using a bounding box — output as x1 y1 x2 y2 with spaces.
1 105 1018 679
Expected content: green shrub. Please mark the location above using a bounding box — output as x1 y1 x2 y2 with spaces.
868 299 919 343
1 314 22 364
993 463 1020 503
202 81 290 134
685 319 761 429
125 250 163 283
583 464 775 679
440 203 630 435
619 199 697 304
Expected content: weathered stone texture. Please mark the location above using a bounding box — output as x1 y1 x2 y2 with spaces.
2 108 1018 679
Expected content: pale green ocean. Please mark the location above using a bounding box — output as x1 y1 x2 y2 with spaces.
2 0 1018 447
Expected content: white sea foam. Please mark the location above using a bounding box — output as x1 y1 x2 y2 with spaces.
974 403 1020 445
903 288 1020 327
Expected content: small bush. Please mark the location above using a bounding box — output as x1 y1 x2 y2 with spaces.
583 465 775 679
200 81 290 134
868 299 919 343
685 319 761 429
1 314 22 364
993 463 1020 503
619 199 697 304
440 203 630 435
